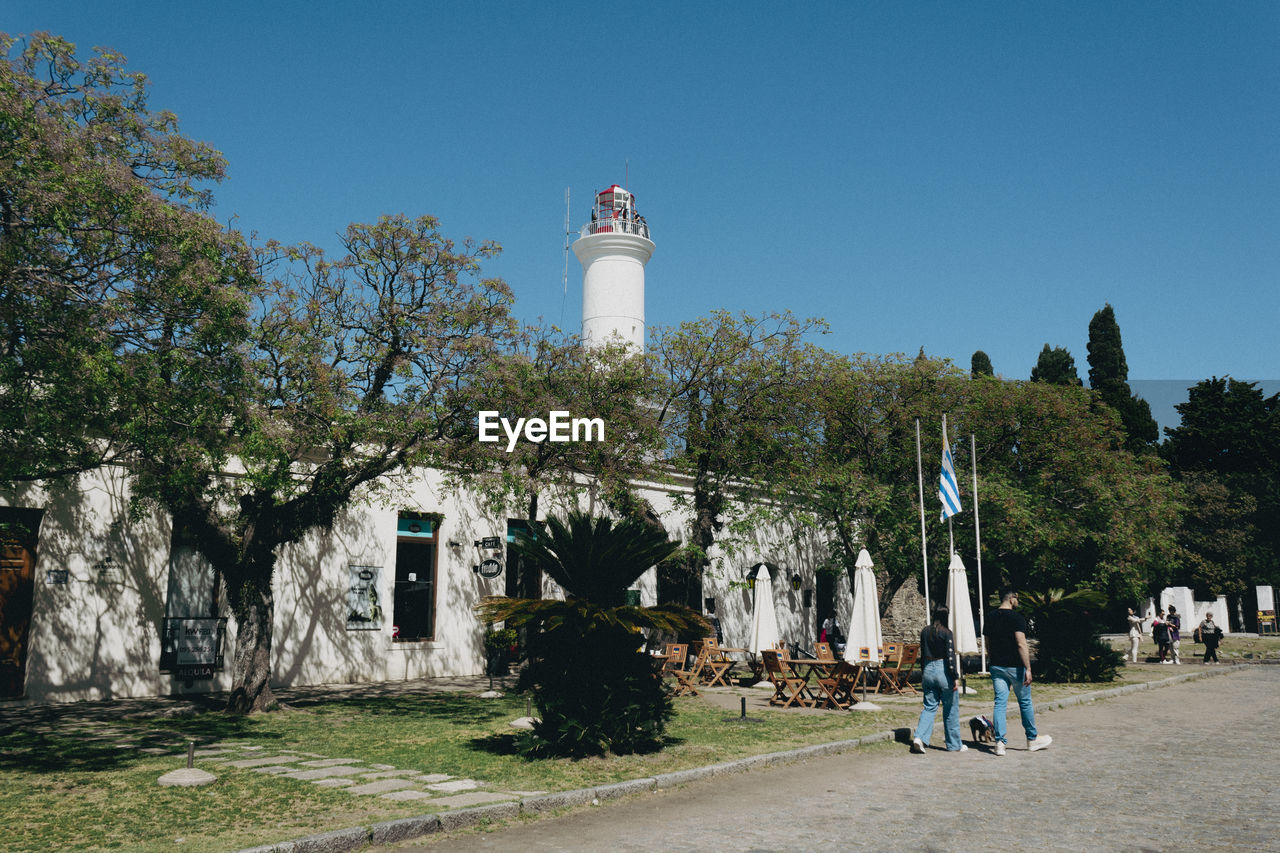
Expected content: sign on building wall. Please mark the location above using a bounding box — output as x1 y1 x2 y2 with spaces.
347 564 383 630
160 618 226 680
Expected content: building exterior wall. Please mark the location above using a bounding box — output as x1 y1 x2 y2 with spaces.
2 465 840 705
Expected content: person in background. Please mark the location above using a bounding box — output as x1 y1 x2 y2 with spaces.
1126 607 1143 663
910 605 965 754
1197 612 1223 664
983 590 1052 755
1165 605 1182 665
1152 609 1169 663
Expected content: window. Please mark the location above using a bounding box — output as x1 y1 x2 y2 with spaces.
392 512 438 642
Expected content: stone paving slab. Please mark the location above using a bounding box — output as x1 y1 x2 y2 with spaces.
227 755 302 768
381 789 436 802
415 773 452 783
361 769 423 779
313 778 357 787
298 757 362 767
427 779 481 792
426 791 518 809
251 765 298 775
344 778 418 796
284 764 370 781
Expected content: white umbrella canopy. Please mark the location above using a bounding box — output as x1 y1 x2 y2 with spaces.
946 552 980 654
746 569 780 654
844 548 883 665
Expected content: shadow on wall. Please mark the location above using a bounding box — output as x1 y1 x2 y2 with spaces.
8 471 171 703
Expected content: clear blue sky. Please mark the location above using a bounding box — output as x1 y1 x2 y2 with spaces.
9 2 1279 399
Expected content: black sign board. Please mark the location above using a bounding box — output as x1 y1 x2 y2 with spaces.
475 558 504 579
478 536 503 550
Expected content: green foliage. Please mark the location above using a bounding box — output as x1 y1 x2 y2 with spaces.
970 350 994 377
1030 344 1081 386
1019 588 1123 682
1162 377 1280 594
476 510 707 756
1086 304 1158 454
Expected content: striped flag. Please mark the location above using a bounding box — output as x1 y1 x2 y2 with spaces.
938 415 962 521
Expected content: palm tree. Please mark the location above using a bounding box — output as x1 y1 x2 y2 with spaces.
476 510 707 756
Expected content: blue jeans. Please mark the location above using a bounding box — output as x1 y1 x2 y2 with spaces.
990 664 1037 743
913 659 962 750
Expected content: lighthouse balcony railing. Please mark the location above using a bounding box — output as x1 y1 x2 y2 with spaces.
581 219 651 240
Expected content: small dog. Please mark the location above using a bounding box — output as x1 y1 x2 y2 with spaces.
969 715 995 744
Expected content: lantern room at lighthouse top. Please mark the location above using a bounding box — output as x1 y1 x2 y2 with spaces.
582 184 651 240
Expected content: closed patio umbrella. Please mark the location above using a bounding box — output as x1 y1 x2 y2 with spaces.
746 567 780 655
945 552 979 654
844 549 883 665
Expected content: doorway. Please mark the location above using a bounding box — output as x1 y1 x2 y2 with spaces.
0 507 42 698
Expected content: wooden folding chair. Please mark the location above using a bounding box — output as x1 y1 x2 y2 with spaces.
762 650 812 708
878 643 920 695
814 641 836 662
698 637 734 687
873 641 901 694
814 660 861 709
661 643 701 697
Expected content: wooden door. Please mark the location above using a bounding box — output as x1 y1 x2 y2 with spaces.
0 509 40 698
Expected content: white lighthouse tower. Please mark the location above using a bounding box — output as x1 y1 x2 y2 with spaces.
572 184 653 351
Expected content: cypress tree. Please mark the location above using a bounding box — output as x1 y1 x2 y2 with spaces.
1030 344 1082 386
1086 304 1158 453
971 350 994 377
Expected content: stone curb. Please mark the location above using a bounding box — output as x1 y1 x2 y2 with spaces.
234 665 1244 853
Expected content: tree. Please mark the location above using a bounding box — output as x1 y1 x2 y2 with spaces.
133 216 517 713
650 311 823 608
784 351 962 610
475 510 707 756
970 350 993 378
448 327 664 599
1 33 255 484
1086 304 1157 454
1162 377 1280 594
1029 344 1081 386
958 378 1181 606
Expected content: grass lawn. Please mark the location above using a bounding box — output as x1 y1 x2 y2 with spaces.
0 653 1264 853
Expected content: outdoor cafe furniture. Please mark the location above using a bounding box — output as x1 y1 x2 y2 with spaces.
660 643 701 697
876 642 920 696
697 637 743 687
762 649 815 708
813 660 862 710
813 641 837 662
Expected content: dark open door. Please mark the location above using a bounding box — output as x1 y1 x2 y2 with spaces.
0 508 41 698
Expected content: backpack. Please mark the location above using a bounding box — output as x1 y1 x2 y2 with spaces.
1153 622 1168 643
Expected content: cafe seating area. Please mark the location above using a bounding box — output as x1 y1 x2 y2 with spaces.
657 637 925 712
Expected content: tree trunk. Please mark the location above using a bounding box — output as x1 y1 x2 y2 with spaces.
226 580 277 714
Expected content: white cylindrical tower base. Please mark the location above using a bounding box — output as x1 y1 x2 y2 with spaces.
572 231 653 352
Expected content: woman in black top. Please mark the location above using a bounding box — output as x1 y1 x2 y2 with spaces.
909 606 965 753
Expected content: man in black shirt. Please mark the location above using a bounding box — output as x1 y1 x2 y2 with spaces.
983 590 1052 756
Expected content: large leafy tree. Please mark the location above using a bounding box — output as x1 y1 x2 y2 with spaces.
141 217 516 713
0 33 255 483
476 510 707 756
1162 377 1280 596
786 351 960 610
1086 304 1158 454
956 378 1181 605
650 311 822 608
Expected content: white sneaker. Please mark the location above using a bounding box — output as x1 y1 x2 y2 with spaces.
910 738 926 754
994 741 1006 756
1028 735 1053 751
952 744 968 752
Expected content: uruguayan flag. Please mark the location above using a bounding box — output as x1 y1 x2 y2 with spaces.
938 417 962 521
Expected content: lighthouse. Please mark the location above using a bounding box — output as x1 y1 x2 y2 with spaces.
572 184 653 351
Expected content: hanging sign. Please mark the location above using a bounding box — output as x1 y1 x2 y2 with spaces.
475 558 503 579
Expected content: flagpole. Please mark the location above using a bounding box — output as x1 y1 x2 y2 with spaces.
971 432 987 674
915 418 930 618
